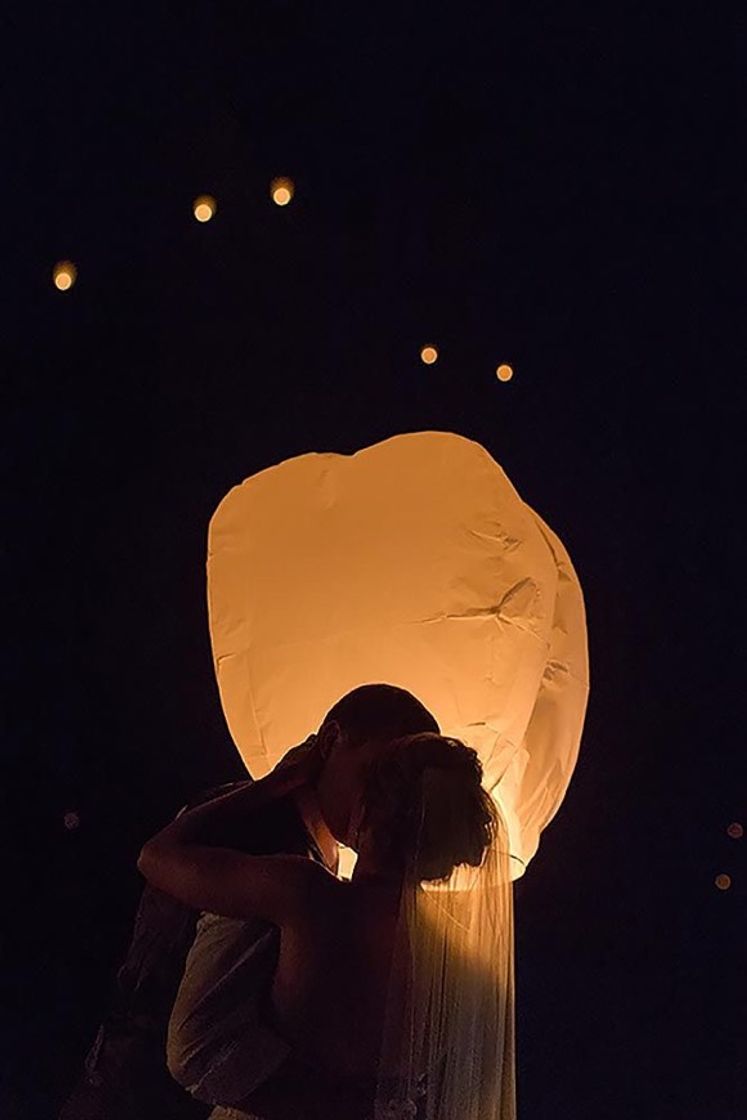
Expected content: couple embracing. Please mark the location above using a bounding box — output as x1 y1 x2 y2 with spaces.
103 683 514 1120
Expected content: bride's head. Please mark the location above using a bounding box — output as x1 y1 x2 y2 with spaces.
355 732 497 882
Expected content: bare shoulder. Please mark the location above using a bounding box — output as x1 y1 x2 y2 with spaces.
270 854 347 929
268 853 343 898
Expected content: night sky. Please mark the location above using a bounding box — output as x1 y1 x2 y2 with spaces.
3 4 743 1118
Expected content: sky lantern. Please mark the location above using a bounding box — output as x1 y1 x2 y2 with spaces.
193 195 217 222
496 363 513 381
53 261 77 290
207 430 589 881
270 177 294 206
420 345 438 364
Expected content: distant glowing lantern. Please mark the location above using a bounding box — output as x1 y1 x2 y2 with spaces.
207 431 589 882
270 177 294 206
421 346 438 365
496 364 513 382
193 195 217 222
727 822 743 839
53 261 77 291
715 874 732 890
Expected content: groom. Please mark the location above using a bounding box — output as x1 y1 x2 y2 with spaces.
58 683 438 1120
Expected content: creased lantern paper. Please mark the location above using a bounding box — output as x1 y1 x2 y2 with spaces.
208 430 589 880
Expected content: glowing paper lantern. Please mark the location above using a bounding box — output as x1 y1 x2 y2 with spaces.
496 364 513 382
270 177 294 206
421 345 438 364
193 195 217 222
53 261 77 290
207 431 589 879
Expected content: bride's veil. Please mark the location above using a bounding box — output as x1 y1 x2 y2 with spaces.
374 787 516 1120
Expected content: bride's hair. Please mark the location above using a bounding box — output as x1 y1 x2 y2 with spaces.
361 732 497 882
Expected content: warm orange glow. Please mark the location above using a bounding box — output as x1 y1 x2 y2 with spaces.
53 261 77 291
496 364 514 382
421 345 438 365
207 431 589 882
727 822 743 839
270 177 294 206
715 874 731 890
193 194 217 222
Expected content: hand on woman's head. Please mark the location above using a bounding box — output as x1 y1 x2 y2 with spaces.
271 734 324 792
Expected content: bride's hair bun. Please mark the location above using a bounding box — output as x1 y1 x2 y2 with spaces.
361 732 496 882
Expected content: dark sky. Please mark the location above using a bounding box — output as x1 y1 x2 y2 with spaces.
3 4 744 1118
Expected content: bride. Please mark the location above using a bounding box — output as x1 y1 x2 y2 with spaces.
139 731 516 1120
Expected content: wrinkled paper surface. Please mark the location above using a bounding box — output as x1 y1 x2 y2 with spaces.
208 431 589 879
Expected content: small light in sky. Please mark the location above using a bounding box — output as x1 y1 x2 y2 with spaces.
193 195 217 222
421 345 438 365
53 261 77 291
714 873 731 891
63 810 80 831
271 177 294 206
496 363 514 382
727 822 743 839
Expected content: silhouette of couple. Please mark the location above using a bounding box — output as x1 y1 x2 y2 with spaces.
60 684 515 1120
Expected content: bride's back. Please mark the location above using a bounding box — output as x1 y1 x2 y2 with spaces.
271 875 406 1076
269 732 498 1081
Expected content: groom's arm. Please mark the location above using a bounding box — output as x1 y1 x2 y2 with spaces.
154 738 328 1107
162 793 324 1107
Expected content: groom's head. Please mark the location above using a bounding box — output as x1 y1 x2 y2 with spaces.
314 683 439 845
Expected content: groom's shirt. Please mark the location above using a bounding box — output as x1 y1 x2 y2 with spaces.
58 779 325 1120
166 791 329 1108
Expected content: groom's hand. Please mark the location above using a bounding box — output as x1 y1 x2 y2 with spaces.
269 733 323 794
